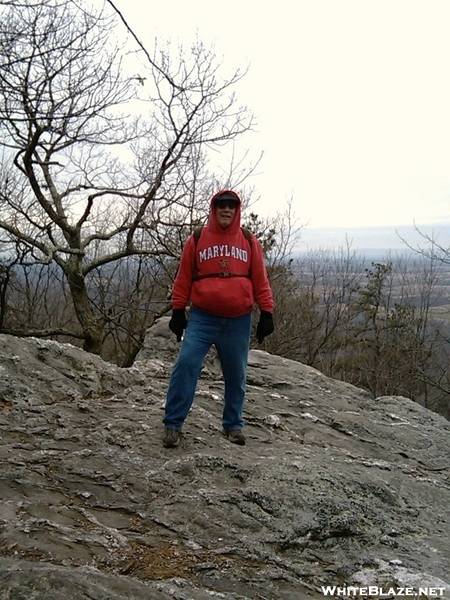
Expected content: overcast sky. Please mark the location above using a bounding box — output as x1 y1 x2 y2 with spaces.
114 0 450 247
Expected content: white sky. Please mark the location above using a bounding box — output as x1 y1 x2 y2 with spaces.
114 0 450 244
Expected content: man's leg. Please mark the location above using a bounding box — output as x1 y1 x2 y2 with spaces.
215 312 252 434
163 308 218 431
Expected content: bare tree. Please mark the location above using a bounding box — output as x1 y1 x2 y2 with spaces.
0 0 254 354
399 224 450 264
264 243 364 366
333 255 441 406
396 227 450 415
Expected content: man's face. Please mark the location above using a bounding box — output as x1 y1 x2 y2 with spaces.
215 199 238 229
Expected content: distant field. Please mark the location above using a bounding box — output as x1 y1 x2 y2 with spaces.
430 304 450 322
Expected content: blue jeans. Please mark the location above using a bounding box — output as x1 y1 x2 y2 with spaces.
164 307 252 432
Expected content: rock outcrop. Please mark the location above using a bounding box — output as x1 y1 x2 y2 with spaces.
0 320 449 599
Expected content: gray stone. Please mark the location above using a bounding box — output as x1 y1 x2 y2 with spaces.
0 324 449 599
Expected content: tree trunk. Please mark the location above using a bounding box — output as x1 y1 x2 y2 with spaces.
66 262 103 355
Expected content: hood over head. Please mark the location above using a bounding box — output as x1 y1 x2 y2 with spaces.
208 189 242 234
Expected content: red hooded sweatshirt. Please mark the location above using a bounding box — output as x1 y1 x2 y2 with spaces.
172 190 274 318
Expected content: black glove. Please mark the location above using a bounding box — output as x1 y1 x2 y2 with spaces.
256 311 274 344
169 309 187 342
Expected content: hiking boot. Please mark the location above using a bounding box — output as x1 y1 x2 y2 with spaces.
224 429 246 446
163 428 181 448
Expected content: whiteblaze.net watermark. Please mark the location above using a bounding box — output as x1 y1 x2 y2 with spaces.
321 586 447 597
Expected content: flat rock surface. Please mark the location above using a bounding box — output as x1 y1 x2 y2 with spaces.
0 322 449 599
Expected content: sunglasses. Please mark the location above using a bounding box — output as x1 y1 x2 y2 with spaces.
215 199 238 209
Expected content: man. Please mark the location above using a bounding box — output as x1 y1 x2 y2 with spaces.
163 190 274 448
